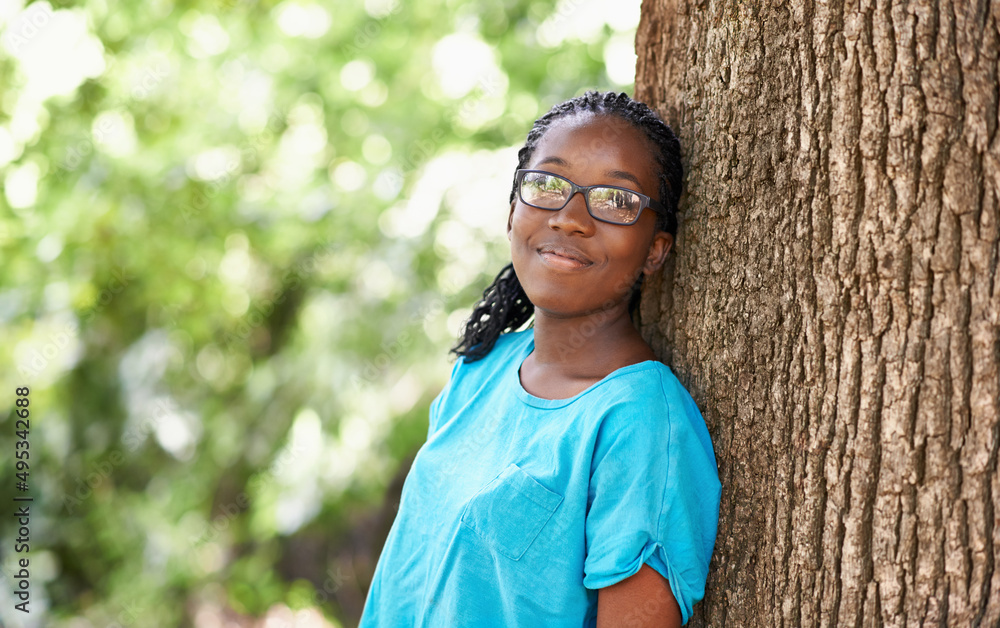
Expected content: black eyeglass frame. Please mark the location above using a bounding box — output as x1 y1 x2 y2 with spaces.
514 169 669 226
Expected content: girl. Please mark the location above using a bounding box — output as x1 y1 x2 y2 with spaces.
360 91 720 627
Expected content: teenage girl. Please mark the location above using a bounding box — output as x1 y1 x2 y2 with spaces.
360 91 720 627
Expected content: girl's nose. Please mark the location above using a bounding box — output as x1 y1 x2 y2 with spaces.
548 191 595 236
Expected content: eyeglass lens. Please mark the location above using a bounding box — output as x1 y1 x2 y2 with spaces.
520 172 642 224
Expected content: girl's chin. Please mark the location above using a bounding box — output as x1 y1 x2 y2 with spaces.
524 291 628 319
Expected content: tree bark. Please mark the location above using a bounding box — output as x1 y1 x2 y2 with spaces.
635 1 1000 626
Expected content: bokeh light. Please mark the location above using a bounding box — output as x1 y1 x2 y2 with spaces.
0 0 643 625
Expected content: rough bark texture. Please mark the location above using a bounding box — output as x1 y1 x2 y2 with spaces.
635 1 1000 626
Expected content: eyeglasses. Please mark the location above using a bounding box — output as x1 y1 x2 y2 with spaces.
515 169 668 226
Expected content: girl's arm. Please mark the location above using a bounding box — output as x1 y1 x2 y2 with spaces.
597 564 682 628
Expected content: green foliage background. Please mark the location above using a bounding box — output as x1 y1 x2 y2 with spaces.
0 0 637 625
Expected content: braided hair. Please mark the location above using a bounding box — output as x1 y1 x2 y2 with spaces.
452 91 683 361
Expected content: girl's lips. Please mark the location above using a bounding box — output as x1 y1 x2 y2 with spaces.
537 245 593 270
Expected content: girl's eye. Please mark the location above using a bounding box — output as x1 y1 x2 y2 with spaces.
523 174 569 206
590 188 641 222
592 188 632 207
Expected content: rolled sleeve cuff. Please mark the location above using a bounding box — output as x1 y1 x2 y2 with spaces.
583 536 699 625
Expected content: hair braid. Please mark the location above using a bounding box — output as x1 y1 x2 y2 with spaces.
452 91 683 361
450 263 533 361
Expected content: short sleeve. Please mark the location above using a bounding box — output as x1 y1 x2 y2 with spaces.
427 356 465 438
583 371 720 625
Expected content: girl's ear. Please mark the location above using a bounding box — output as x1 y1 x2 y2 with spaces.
507 200 516 240
642 231 673 275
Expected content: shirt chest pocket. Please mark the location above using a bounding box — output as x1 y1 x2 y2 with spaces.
460 463 564 561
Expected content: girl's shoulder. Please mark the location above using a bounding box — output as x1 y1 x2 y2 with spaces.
453 329 533 373
569 356 687 409
582 360 711 448
592 364 718 480
484 328 534 359
490 328 534 356
439 329 532 398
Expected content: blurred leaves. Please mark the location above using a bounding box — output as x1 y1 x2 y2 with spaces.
0 0 638 625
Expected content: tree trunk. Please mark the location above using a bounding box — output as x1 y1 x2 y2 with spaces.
635 1 1000 626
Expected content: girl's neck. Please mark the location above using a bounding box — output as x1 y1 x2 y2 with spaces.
528 304 656 378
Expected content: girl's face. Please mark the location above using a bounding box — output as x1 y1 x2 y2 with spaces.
507 113 673 319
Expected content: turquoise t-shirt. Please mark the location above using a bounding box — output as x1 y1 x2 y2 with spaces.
359 329 720 627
